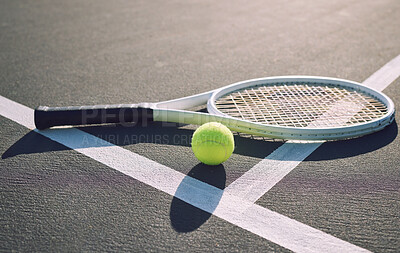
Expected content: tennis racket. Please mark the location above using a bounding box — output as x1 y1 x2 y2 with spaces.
34 76 395 140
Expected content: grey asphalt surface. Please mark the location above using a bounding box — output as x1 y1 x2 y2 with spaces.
1 0 399 252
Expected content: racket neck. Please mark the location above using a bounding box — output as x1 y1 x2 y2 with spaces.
155 90 213 109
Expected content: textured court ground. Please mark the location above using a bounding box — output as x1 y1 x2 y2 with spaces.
1 1 399 252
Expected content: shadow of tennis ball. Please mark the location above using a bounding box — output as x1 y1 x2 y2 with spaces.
170 163 226 232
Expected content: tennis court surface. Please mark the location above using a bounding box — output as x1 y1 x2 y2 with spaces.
1 1 399 252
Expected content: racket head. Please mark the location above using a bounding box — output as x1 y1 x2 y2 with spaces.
207 76 395 140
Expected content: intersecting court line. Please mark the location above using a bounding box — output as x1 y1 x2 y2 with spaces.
2 54 399 252
224 54 400 203
0 96 369 252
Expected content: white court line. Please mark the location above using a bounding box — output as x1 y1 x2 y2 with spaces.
224 142 323 203
0 96 35 130
0 96 368 252
362 54 400 90
224 54 400 203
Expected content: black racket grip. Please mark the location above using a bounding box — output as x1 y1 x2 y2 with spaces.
34 104 153 130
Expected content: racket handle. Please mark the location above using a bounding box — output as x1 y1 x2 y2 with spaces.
34 104 153 130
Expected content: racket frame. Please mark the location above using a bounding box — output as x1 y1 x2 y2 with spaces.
34 76 395 140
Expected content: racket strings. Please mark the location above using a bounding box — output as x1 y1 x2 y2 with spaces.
215 83 388 128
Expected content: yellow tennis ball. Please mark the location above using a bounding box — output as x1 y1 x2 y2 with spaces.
191 122 234 165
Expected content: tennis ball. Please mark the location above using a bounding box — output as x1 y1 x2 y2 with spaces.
191 122 234 165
